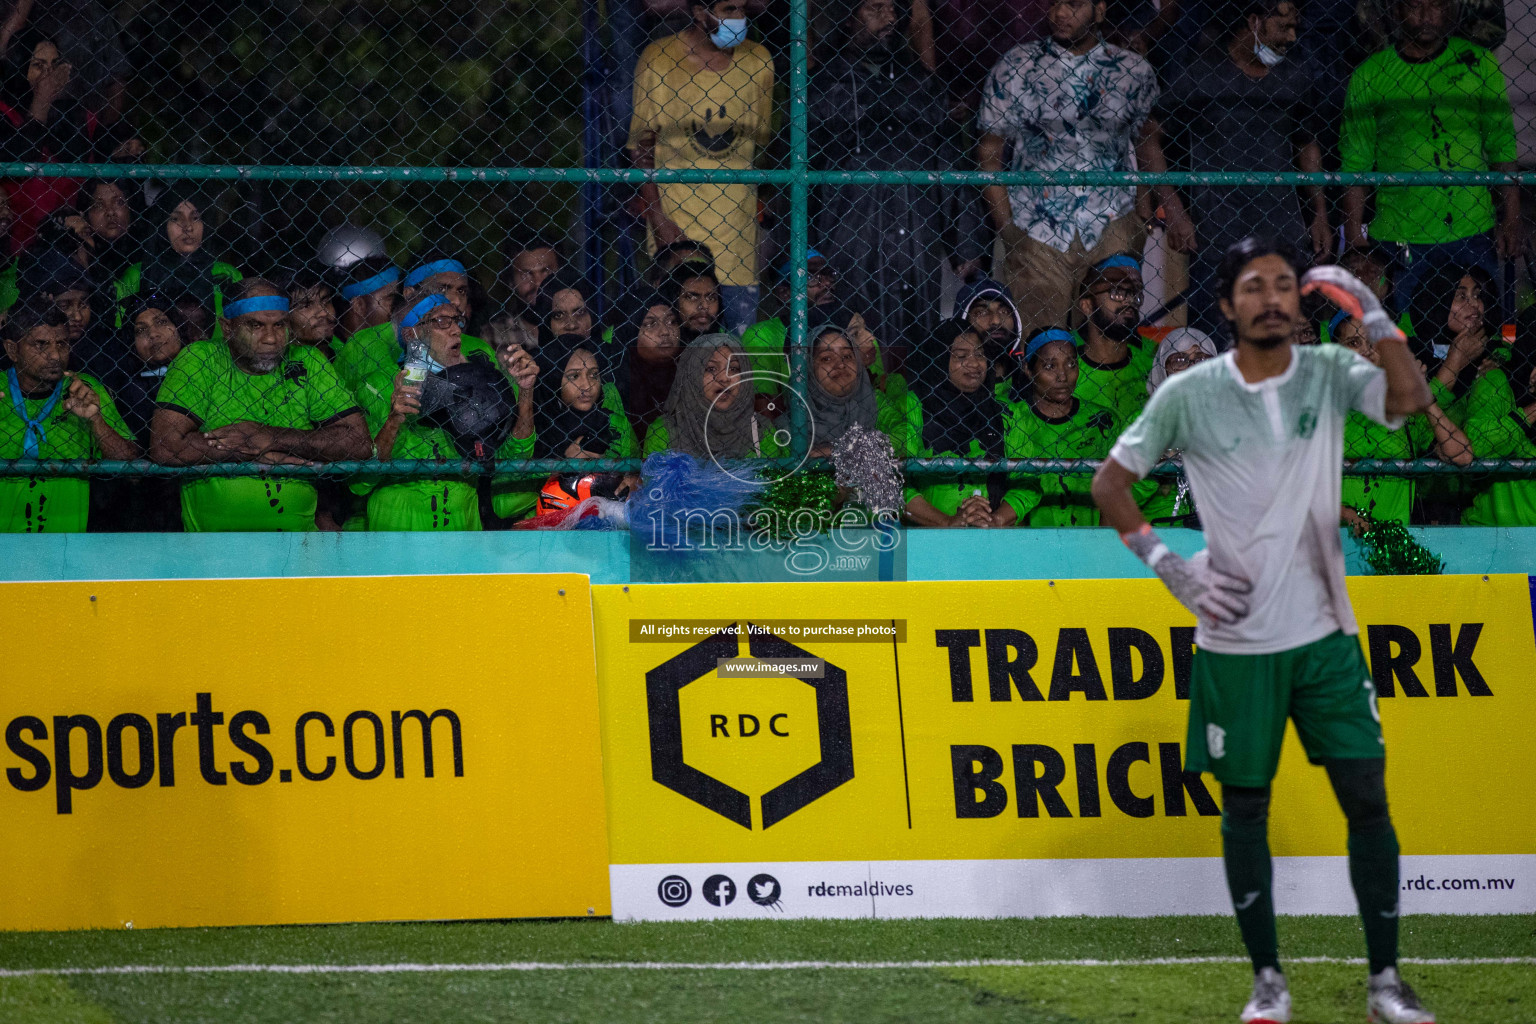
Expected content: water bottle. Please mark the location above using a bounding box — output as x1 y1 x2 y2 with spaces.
403 339 431 386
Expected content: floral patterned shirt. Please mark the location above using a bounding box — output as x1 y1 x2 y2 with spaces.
979 38 1158 251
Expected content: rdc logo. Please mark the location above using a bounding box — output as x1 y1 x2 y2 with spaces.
657 875 692 907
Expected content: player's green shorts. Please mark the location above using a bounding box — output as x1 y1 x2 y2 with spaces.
1185 630 1385 787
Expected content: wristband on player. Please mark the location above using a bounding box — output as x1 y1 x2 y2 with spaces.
1121 523 1173 571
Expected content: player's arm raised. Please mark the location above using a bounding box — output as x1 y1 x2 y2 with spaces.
1301 265 1432 418
1092 457 1252 625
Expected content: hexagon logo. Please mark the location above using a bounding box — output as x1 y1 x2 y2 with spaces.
645 624 854 829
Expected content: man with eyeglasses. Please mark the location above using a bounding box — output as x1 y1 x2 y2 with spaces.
1071 254 1158 425
333 254 482 393
352 294 538 531
150 279 371 532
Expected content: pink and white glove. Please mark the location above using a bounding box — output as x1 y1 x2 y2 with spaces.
1301 265 1407 344
1122 524 1252 625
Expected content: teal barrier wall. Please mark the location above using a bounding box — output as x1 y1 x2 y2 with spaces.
1 527 1530 583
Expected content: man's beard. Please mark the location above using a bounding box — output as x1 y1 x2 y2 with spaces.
1091 307 1137 343
1243 321 1291 349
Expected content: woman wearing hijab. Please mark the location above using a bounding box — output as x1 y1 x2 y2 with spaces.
644 333 785 458
532 269 601 347
805 320 882 456
1137 327 1218 524
1329 312 1473 527
113 183 242 338
534 334 639 461
611 290 683 434
87 292 184 531
897 319 1008 527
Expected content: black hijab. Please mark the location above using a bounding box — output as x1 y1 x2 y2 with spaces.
920 319 1004 458
532 269 599 334
1408 264 1492 366
534 333 617 458
612 290 680 431
138 182 217 309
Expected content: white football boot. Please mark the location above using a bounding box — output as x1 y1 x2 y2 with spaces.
1367 967 1436 1023
1240 966 1292 1023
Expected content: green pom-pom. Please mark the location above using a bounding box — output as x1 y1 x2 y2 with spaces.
748 469 838 538
1355 520 1445 576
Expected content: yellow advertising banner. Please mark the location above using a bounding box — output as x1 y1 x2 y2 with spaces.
0 574 611 930
594 576 1536 920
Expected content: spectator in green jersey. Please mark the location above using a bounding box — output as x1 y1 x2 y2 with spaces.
337 255 485 395
1069 254 1157 424
534 334 639 462
287 278 340 362
1 300 137 532
1339 0 1520 314
115 183 242 336
643 333 785 457
1461 360 1536 526
149 278 370 532
899 319 1009 527
357 294 538 532
994 327 1120 527
1330 312 1472 527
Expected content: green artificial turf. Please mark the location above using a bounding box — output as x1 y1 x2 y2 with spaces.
0 915 1530 1024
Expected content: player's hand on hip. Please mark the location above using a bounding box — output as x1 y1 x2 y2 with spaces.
1159 549 1252 625
1301 265 1406 344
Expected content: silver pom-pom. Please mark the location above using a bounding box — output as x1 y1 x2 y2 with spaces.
831 423 903 516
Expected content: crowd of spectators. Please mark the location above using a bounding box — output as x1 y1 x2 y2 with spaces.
0 0 1533 534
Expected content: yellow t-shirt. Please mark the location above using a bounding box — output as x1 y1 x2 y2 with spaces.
627 34 774 288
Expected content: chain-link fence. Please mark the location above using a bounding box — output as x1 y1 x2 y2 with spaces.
0 0 1532 534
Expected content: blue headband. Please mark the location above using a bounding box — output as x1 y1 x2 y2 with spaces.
401 294 451 329
1021 328 1075 361
341 266 400 301
404 259 466 288
777 248 826 280
1328 309 1351 338
1093 254 1141 273
223 296 289 319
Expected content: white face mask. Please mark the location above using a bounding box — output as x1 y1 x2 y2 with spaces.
1254 39 1286 66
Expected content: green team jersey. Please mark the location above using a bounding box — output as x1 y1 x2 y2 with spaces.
0 372 129 532
888 390 1001 516
1072 333 1157 426
642 413 789 457
1342 409 1433 525
332 325 495 395
156 342 361 532
0 259 17 317
1339 39 1516 244
114 260 243 335
488 382 635 523
1000 397 1119 527
1460 367 1536 525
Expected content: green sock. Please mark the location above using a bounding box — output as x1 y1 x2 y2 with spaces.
1349 820 1401 975
1221 787 1279 973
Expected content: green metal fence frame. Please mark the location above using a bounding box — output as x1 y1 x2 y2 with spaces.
2 0 1533 483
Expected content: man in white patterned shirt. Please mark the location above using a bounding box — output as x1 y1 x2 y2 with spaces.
1092 238 1438 1024
976 0 1195 341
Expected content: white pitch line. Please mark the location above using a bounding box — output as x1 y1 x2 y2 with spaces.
0 956 1531 978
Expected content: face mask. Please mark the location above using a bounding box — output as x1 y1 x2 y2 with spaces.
1253 39 1285 67
710 17 748 48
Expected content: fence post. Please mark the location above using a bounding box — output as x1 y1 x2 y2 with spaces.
787 0 810 461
